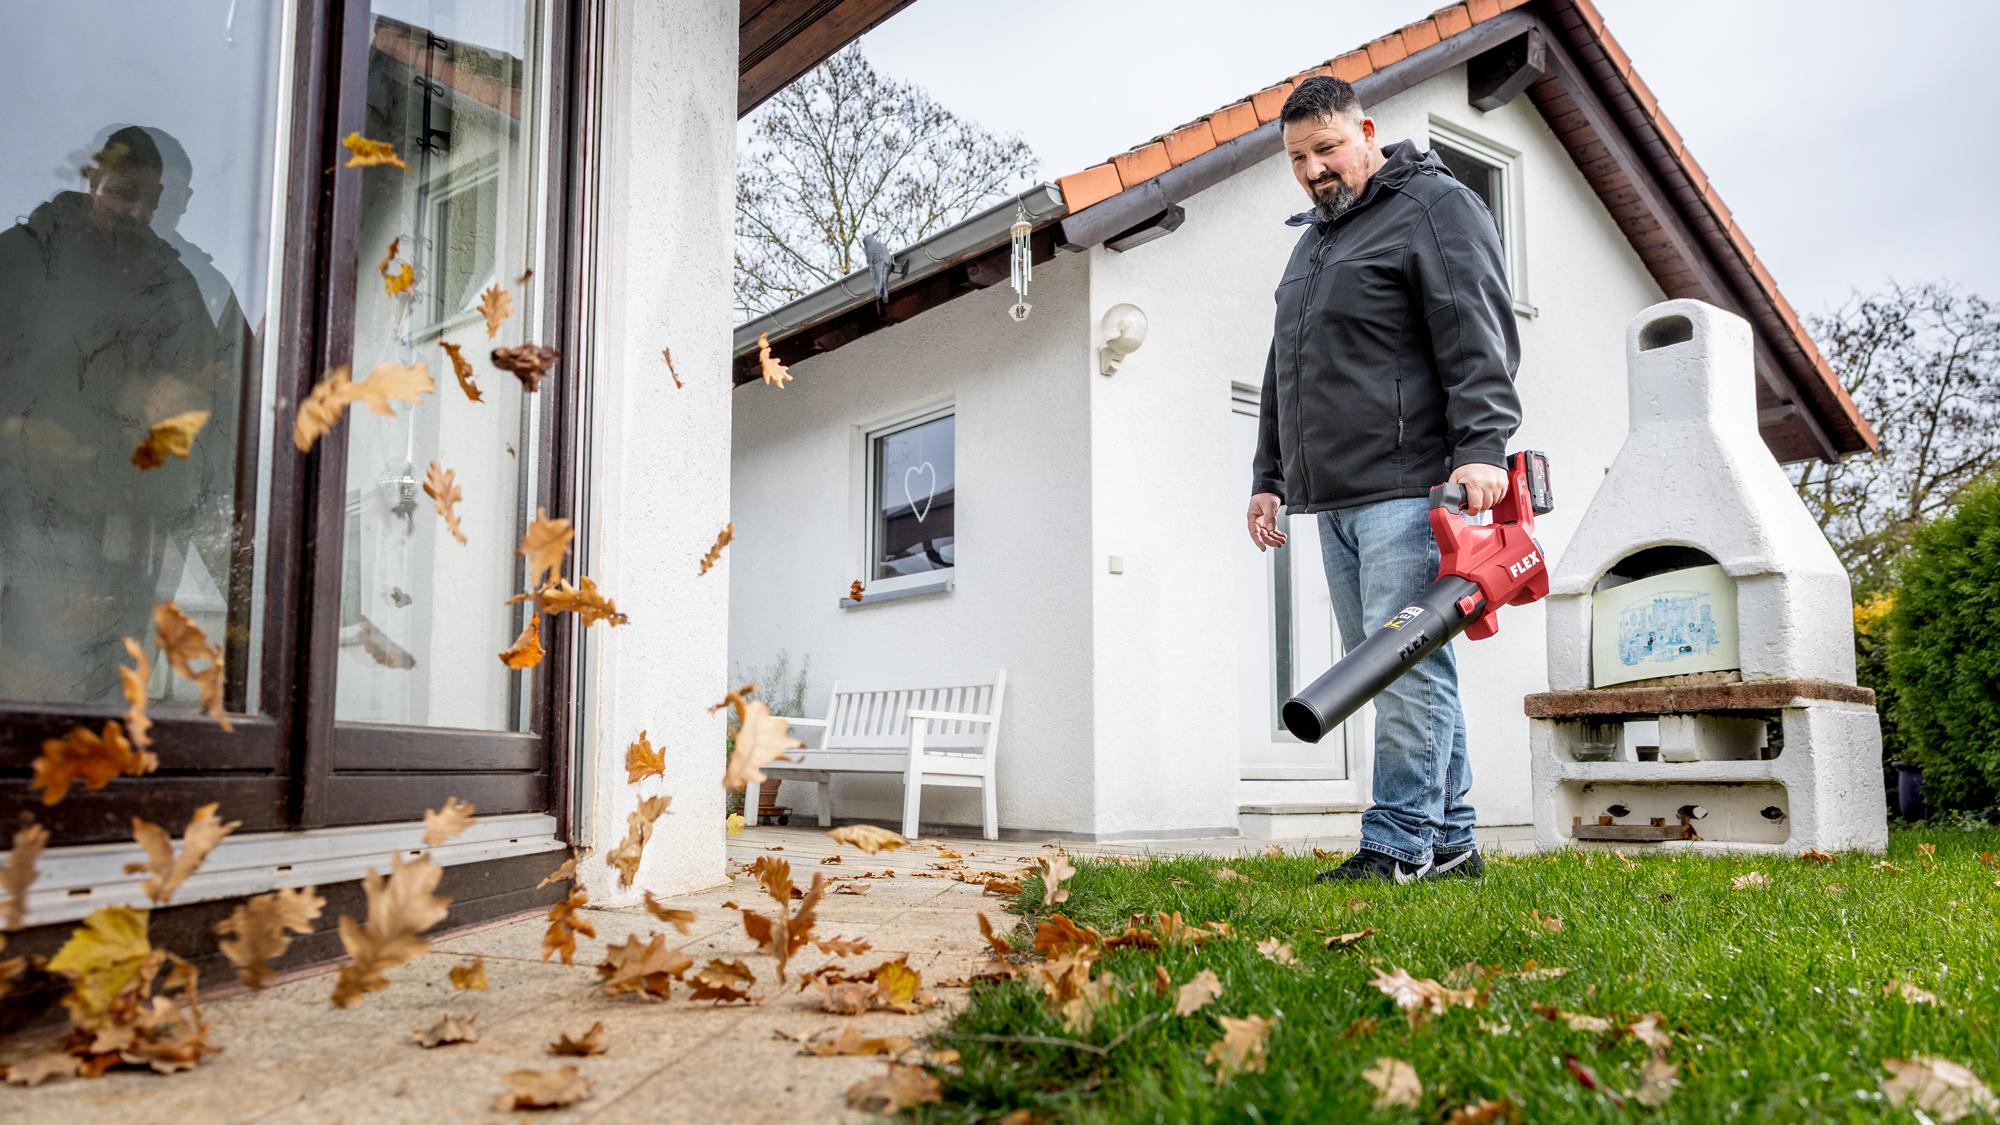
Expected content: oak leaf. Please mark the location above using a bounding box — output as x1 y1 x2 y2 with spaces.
605 795 670 888
383 261 415 298
755 332 792 388
726 812 746 836
661 347 683 389
707 681 760 721
845 1063 941 1113
1212 867 1249 884
1326 928 1376 949
155 601 232 729
494 1066 592 1111
518 508 575 589
1731 871 1773 890
849 580 864 603
1635 1053 1680 1107
1880 1056 1998 1122
1364 1057 1423 1108
725 701 803 790
1800 847 1835 864
1036 850 1077 907
423 462 468 545
1529 908 1564 933
4 823 51 932
119 637 153 749
1885 979 1940 1005
1446 1099 1521 1124
499 613 545 669
548 1020 606 1056
625 731 665 783
342 132 409 169
214 885 323 989
689 957 758 1004
126 802 239 903
977 912 1012 955
411 1012 479 1047
1033 914 1103 959
542 887 596 964
292 363 433 452
330 852 452 1007
423 796 476 847
802 1025 912 1057
596 932 692 999
816 934 872 957
1205 1014 1274 1084
492 344 560 392
1175 968 1222 1016
48 905 152 1025
1370 966 1483 1026
33 720 155 806
534 575 628 626
449 955 489 991
699 521 734 575
376 235 400 277
2 1051 81 1087
439 339 482 401
478 284 513 338
738 859 824 981
871 957 929 1013
828 823 907 855
537 849 586 888
131 409 209 470
1256 937 1298 966
356 615 417 669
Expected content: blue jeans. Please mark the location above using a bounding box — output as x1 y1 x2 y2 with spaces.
1316 497 1476 865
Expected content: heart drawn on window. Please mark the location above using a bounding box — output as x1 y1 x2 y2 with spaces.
903 462 936 523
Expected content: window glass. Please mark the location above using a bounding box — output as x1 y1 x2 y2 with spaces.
334 0 553 730
871 414 955 580
0 0 286 714
1433 142 1504 244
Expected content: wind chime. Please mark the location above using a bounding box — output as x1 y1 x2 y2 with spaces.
1007 205 1033 322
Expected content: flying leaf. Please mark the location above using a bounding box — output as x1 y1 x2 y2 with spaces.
33 720 156 806
353 362 434 416
1731 871 1773 890
1175 968 1222 1016
119 637 153 749
155 601 232 730
726 813 746 836
537 849 586 889
689 957 759 1004
494 1066 592 1111
411 1012 480 1047
292 363 434 452
1364 1057 1423 1108
126 802 240 904
330 852 452 1007
439 339 483 402
214 886 323 989
755 332 792 388
725 701 803 790
1037 851 1077 908
131 410 210 470
534 575 629 626
548 1020 606 1056
1880 1056 1998 1122
625 731 664 783
849 580 864 603
383 261 415 298
737 860 825 981
845 1063 941 1113
423 796 476 847
492 344 561 392
699 522 734 575
708 681 760 721
48 906 151 1024
1800 847 1835 864
518 509 575 589
423 462 468 545
376 236 400 278
542 887 597 964
342 132 410 169
1205 1014 1274 1084
596 932 693 999
828 824 907 855
815 934 872 958
641 891 695 934
605 795 670 888
478 284 513 338
499 613 545 670
449 955 488 991
357 615 417 669
661 347 683 389
4 823 50 933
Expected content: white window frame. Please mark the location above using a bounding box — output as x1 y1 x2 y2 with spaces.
848 396 957 603
1427 115 1536 318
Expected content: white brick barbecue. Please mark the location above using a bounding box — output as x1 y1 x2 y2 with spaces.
1526 299 1887 854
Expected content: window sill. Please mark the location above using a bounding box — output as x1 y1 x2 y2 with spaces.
1513 299 1541 319
840 572 954 609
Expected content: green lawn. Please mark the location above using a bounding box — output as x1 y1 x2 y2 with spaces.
923 830 2000 1123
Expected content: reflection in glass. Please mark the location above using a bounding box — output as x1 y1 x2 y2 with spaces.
334 2 551 730
0 2 284 714
872 415 955 580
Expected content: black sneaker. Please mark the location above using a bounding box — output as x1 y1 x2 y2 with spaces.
1426 846 1485 880
1314 848 1433 885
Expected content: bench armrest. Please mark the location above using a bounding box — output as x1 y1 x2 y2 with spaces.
906 709 995 724
777 716 829 728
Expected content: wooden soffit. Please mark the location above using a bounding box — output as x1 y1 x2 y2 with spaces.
740 0 919 116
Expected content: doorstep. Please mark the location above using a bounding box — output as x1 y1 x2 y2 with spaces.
1237 801 1367 841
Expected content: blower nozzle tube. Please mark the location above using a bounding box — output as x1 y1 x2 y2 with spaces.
1280 576 1484 743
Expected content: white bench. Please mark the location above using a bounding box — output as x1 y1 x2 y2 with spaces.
767 670 1007 840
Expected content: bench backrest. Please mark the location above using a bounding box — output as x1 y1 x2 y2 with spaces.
818 670 1007 755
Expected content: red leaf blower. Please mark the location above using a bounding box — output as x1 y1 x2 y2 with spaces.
1281 450 1555 743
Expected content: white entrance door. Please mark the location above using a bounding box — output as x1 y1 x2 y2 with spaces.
1232 397 1352 780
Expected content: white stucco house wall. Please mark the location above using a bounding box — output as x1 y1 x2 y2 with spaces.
725 2 1874 844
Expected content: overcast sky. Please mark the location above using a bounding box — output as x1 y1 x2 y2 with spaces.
846 0 1999 321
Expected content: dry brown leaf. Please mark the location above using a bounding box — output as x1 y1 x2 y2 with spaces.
1256 937 1299 966
494 1066 592 1111
639 891 696 935
492 344 561 392
605 795 670 888
977 912 1012 956
624 731 665 784
411 1012 479 1047
214 885 323 989
383 261 415 298
538 849 586 889
1625 1012 1674 1051
1175 968 1222 1016
726 701 803 790
849 579 865 603
1885 979 1941 1005
422 462 468 546
1533 1004 1615 1033
518 509 575 589
1205 1014 1274 1084
422 796 476 847
1263 843 1285 859
292 363 435 453
700 522 735 575
816 934 872 957
738 859 825 982
131 409 209 471
542 887 597 964
1635 1053 1680 1107
330 853 452 1007
802 1025 912 1057
342 132 409 169
708 681 760 721
1874 860 1903 874
376 235 400 277
1326 928 1376 949
1037 851 1077 907
845 1063 941 1113
1528 908 1564 933
596 932 693 999
449 955 488 991
49 905 152 1025
154 602 232 730
31 721 151 806
661 347 683 389
116 637 154 750
126 803 239 904
1034 914 1103 958
1732 871 1774 890
828 824 908 855
1363 1056 1423 1108
1446 1098 1520 1124
529 575 629 626
1370 966 1483 1026
756 332 793 388
499 613 545 670
1880 1056 1998 1122
479 284 514 337
1800 847 1835 864
355 615 416 669
689 957 759 1004
2 1051 82 1087
1213 866 1250 884
4 823 51 932
439 339 483 402
548 1020 606 1056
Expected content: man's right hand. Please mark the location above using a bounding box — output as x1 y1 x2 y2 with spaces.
1247 492 1288 551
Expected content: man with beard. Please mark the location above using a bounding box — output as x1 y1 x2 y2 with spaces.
1246 77 1522 884
0 125 226 704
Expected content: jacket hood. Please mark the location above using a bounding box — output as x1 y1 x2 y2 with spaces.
1285 140 1444 227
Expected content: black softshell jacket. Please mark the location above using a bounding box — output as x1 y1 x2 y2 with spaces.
1251 140 1522 512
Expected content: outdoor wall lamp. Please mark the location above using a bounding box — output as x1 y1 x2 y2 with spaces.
1098 303 1148 375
